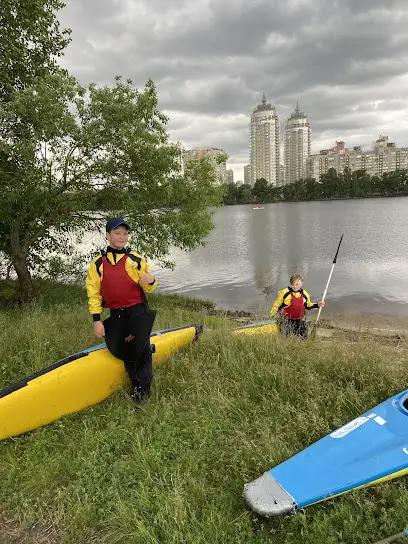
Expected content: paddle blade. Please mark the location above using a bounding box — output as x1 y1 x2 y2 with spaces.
308 324 317 341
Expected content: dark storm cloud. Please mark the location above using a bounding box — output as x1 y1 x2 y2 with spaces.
58 0 408 179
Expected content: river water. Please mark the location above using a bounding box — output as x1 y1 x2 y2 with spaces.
143 197 408 318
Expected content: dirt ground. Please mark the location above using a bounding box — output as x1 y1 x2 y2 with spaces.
0 509 59 544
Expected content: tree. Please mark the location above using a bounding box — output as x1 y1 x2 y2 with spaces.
319 168 340 199
252 178 269 202
0 0 70 100
0 3 224 303
303 177 321 200
269 184 283 202
222 182 239 204
239 183 253 203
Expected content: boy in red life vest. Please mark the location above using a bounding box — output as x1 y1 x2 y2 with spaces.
270 274 324 339
86 218 158 402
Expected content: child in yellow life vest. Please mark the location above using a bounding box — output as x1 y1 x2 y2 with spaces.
86 218 158 402
270 274 325 339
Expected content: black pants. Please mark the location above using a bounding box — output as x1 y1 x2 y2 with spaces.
124 342 153 396
103 303 156 396
279 317 308 339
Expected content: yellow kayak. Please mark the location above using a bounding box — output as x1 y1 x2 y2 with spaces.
0 324 202 440
232 319 279 336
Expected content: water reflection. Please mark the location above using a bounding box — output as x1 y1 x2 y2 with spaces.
149 197 408 317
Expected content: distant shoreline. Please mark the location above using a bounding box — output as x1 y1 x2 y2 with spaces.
224 192 408 206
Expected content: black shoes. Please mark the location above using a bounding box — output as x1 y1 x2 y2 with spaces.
131 384 150 404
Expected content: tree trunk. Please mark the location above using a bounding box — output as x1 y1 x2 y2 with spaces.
9 225 34 304
12 251 34 304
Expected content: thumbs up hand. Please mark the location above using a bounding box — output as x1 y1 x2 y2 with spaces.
140 263 155 285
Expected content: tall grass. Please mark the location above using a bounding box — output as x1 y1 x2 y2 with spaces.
0 282 408 543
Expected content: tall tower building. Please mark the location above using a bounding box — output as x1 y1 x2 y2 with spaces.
249 94 280 185
284 103 311 185
244 164 251 185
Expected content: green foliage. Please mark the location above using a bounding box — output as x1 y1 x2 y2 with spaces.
0 2 223 303
222 169 408 205
0 0 71 99
223 182 254 204
252 177 269 201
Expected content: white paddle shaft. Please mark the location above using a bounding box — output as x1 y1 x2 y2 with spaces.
315 262 335 325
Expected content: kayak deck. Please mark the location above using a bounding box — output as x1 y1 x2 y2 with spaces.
232 320 278 336
244 389 408 516
0 324 202 440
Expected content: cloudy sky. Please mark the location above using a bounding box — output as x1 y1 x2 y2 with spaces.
58 0 408 181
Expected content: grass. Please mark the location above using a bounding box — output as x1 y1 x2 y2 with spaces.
0 281 408 543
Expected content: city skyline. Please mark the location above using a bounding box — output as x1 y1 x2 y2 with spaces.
58 1 408 182
183 101 408 184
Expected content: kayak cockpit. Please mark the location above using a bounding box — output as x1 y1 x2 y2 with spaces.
392 391 408 415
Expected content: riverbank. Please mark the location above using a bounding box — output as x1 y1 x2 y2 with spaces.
224 192 408 206
1 281 408 543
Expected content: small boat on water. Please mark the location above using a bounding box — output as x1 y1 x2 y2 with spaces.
244 389 408 517
253 204 264 210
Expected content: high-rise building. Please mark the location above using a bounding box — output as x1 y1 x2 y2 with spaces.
182 147 227 183
249 94 280 185
307 135 408 179
244 164 251 185
280 164 285 184
284 103 311 184
226 169 234 184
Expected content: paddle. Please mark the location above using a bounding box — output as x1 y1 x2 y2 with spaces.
309 234 343 340
373 528 408 544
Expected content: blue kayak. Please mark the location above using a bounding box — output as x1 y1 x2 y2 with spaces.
244 389 408 517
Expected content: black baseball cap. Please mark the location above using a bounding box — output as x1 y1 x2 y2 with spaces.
106 218 130 232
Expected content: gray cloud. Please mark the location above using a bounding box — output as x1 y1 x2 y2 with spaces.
58 0 408 179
